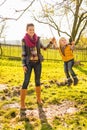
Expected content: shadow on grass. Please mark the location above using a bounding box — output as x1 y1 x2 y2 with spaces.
38 105 53 130
75 65 87 75
24 118 34 130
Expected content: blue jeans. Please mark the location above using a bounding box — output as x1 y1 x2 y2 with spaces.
22 61 42 89
64 59 76 79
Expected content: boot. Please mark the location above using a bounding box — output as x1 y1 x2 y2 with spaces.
67 78 73 86
35 87 43 105
20 108 26 119
20 89 27 109
73 77 78 85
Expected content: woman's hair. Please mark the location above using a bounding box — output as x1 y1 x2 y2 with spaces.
26 23 34 31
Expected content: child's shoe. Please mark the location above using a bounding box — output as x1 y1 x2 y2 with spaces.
73 77 78 85
67 78 73 86
20 108 26 119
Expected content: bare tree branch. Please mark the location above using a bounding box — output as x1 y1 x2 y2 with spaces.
33 14 71 37
0 0 35 22
81 12 87 21
76 20 87 44
15 0 35 20
71 0 80 39
73 11 87 38
0 0 86 44
0 0 7 7
47 16 61 36
0 23 6 37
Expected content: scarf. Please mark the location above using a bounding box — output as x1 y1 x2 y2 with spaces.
24 33 38 47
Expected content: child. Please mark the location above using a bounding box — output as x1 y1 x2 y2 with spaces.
59 37 78 86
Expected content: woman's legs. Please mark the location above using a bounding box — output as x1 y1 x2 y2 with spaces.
34 62 42 104
20 89 27 109
20 64 32 109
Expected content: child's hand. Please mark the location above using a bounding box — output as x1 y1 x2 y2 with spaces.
71 41 75 45
69 37 72 43
71 41 75 50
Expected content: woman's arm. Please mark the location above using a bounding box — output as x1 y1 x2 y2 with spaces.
39 37 55 50
21 39 27 67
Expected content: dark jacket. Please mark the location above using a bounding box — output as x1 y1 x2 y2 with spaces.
21 38 52 66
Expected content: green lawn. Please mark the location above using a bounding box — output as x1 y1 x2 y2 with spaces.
0 57 87 130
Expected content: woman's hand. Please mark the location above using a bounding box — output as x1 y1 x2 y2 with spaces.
23 66 28 73
50 37 56 44
50 37 58 49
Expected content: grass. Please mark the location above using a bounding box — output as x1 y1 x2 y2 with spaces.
0 57 87 130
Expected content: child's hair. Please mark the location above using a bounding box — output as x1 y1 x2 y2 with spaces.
26 23 34 31
59 37 66 46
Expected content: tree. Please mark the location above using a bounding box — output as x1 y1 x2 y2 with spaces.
0 0 36 54
0 0 36 22
0 22 7 55
0 22 5 36
33 0 87 44
0 0 86 45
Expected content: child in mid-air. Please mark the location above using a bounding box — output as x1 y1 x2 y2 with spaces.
59 37 78 86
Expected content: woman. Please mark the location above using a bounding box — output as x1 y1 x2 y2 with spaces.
20 23 54 117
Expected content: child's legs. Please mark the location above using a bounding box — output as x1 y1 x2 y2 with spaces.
68 60 78 85
64 62 70 79
67 59 76 78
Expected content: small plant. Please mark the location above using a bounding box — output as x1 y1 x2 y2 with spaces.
4 109 17 119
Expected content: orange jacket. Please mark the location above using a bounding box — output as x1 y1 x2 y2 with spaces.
59 45 74 62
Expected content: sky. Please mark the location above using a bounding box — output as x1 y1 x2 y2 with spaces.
0 0 86 42
0 0 58 41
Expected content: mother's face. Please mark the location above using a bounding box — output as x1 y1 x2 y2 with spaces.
27 26 35 37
